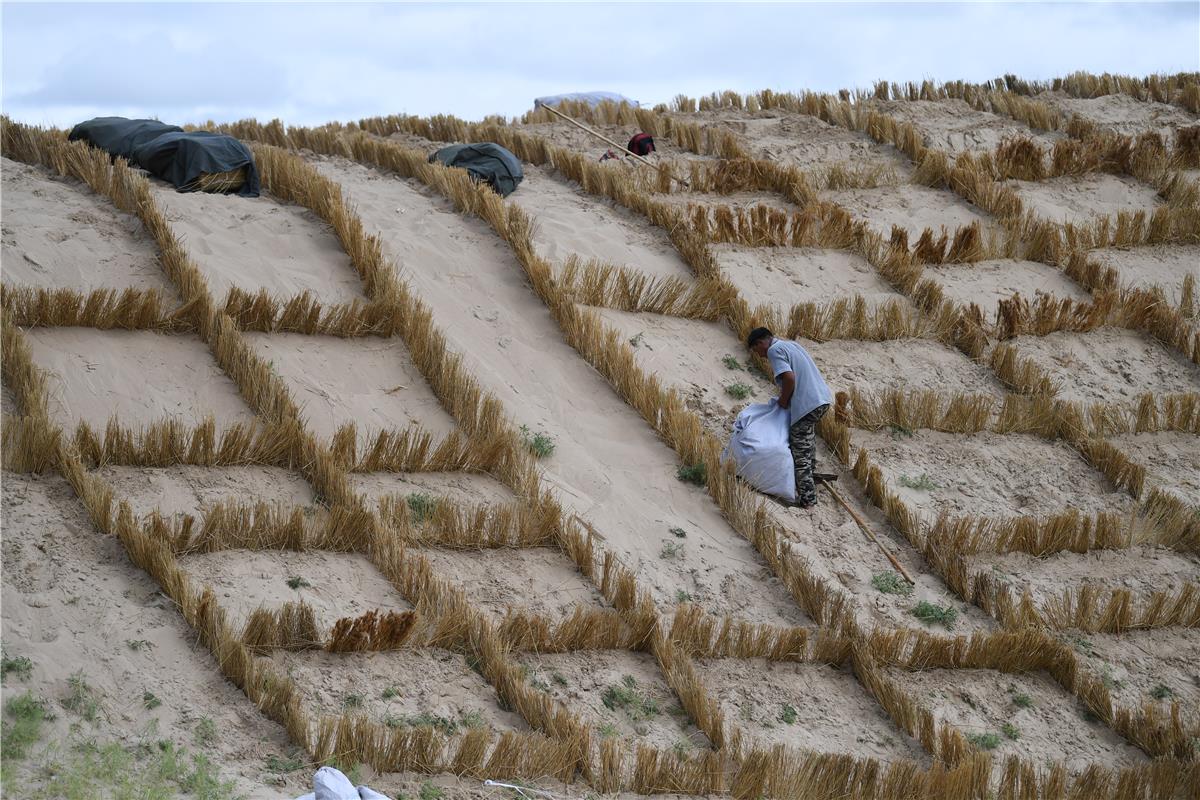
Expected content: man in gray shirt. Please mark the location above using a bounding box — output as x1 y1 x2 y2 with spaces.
747 327 833 508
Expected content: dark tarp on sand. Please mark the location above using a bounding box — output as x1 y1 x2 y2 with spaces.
428 143 523 197
67 117 183 162
131 131 261 197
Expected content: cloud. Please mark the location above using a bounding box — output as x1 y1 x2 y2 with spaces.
3 2 1197 128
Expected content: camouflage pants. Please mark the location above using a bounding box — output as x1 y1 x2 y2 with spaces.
789 404 829 506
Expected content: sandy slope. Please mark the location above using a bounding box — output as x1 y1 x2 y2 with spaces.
1 157 178 297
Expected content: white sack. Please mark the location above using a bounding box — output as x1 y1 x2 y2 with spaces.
534 91 638 109
358 789 392 800
721 402 795 502
314 766 359 800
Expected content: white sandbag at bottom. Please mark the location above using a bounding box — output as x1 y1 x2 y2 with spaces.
293 765 394 800
721 402 796 502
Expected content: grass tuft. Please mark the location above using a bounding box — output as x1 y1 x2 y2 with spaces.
2 692 49 760
1011 692 1034 709
1 651 33 683
601 675 658 720
1001 722 1020 741
725 383 753 400
63 671 99 722
520 424 556 458
676 462 707 486
285 576 311 590
911 601 957 629
967 731 1001 750
722 355 744 370
898 473 938 490
1150 683 1173 700
778 704 798 725
406 492 439 524
871 571 913 597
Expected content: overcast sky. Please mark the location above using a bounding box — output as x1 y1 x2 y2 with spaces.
3 2 1198 128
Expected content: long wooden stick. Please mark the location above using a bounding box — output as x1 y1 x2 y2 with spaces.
821 481 916 585
535 103 691 188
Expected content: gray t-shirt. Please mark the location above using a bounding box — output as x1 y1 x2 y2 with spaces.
767 339 833 426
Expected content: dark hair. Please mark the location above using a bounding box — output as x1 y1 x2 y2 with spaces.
746 327 772 348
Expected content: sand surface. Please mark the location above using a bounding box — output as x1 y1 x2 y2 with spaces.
695 658 929 764
1 157 178 297
349 471 517 506
514 650 709 751
714 244 905 309
1 472 294 795
1008 174 1162 226
96 464 317 519
181 549 413 633
823 184 1001 240
151 184 367 304
243 332 460 446
871 99 1061 154
266 648 527 731
508 163 695 280
803 338 1007 398
1007 327 1200 404
924 258 1091 309
1091 244 1200 307
886 667 1149 775
26 327 257 431
418 547 611 623
689 110 913 176
1107 431 1200 506
850 429 1135 520
1036 90 1199 140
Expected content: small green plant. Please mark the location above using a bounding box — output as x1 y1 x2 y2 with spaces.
341 692 365 710
1001 722 1020 741
407 492 439 524
286 576 311 590
722 355 743 370
778 704 798 725
2 691 49 760
125 639 154 652
598 722 618 738
672 740 690 760
676 463 707 485
142 691 162 710
266 753 306 773
660 541 683 559
1100 664 1125 690
602 675 658 720
676 589 693 603
1150 683 1173 700
1011 692 1034 709
520 425 556 458
889 424 914 438
1069 635 1095 655
669 526 687 538
911 601 957 629
871 571 913 597
461 709 485 728
420 781 444 800
967 732 1001 750
1 651 32 683
551 671 568 687
898 473 938 490
194 716 217 746
629 332 646 347
382 686 402 700
725 382 752 400
63 670 99 722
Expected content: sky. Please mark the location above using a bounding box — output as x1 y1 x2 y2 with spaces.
3 1 1198 128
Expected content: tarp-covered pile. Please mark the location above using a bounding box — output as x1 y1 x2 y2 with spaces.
428 143 523 197
534 91 638 108
67 116 260 197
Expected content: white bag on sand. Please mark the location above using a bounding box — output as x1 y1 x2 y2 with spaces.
294 767 394 800
722 402 796 502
